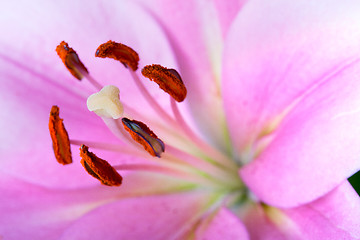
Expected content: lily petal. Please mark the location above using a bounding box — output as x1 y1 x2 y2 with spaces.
60 191 214 240
242 181 360 240
195 207 249 240
0 171 198 240
223 0 360 206
135 0 246 151
0 174 118 240
213 0 249 38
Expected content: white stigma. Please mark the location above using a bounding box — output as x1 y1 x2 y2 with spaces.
87 85 123 119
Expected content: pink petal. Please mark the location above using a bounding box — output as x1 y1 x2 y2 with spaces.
195 207 249 240
60 191 213 240
240 64 360 206
214 0 249 38
242 204 287 240
0 172 197 240
305 180 360 239
135 0 246 150
0 174 116 240
242 181 360 240
223 0 360 206
0 0 180 188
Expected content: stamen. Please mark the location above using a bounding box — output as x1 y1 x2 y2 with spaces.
141 64 187 102
122 118 165 157
95 40 139 71
87 85 124 119
168 98 237 170
80 145 122 186
113 163 225 188
56 41 88 80
130 69 234 168
48 105 72 165
164 145 241 188
70 139 143 156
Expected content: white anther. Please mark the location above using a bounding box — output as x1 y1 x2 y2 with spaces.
87 85 123 119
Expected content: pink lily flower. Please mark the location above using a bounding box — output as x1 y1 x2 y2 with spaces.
1 0 360 239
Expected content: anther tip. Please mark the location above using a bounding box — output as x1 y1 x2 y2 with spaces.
56 41 88 81
49 105 73 165
141 64 187 102
95 40 139 71
121 118 165 157
80 145 123 186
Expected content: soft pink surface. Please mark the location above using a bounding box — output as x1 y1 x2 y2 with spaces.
59 191 213 240
223 0 360 206
243 181 360 240
196 207 250 240
0 172 200 240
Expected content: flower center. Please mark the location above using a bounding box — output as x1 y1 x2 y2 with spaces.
51 40 246 207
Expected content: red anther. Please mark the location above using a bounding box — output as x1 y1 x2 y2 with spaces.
96 40 139 71
80 145 123 186
49 105 73 165
141 64 187 102
56 41 89 80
